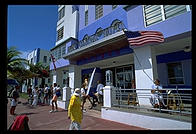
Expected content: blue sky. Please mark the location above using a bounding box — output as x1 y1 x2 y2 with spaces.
7 5 58 58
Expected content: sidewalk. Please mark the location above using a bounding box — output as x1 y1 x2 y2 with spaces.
7 97 147 130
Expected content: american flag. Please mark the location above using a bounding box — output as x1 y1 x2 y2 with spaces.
50 54 56 71
124 30 164 48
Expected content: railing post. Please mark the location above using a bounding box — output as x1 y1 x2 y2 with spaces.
103 86 113 108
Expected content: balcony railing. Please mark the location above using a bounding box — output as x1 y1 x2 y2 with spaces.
111 88 192 122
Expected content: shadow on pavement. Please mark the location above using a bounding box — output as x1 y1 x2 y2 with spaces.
18 112 38 115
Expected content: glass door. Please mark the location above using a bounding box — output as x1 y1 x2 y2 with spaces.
115 65 134 89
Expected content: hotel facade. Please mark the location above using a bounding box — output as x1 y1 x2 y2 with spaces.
22 48 51 92
50 5 192 129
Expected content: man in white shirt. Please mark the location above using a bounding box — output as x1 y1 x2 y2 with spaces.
95 80 104 105
43 84 49 104
150 79 166 108
32 86 38 106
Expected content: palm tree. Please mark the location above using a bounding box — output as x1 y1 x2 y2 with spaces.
28 62 50 87
7 46 28 78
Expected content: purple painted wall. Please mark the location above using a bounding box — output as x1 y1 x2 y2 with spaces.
126 6 192 39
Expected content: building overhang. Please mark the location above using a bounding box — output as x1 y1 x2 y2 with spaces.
50 37 78 51
49 58 74 71
62 30 128 61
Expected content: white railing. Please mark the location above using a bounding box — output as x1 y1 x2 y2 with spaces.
110 88 192 117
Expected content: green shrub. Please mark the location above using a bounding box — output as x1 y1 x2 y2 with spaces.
19 92 29 99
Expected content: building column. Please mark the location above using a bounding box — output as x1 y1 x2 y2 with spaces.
68 65 81 91
133 45 158 106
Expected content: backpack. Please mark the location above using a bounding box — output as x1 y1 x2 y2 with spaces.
56 90 61 97
48 88 51 95
8 115 29 131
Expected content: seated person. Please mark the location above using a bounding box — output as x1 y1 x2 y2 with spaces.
150 79 166 108
94 80 104 105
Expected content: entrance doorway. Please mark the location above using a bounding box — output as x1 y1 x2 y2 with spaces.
115 65 134 89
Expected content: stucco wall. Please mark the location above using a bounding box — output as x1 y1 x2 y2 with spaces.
126 5 192 38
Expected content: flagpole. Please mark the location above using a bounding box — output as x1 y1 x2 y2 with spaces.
50 53 57 79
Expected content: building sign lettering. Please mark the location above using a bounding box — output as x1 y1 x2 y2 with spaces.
68 21 125 53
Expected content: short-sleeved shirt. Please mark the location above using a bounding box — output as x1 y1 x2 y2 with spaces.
96 84 104 95
32 89 38 97
81 88 87 97
53 87 57 96
152 84 163 90
152 84 163 94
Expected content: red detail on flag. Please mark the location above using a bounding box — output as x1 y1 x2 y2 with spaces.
50 54 56 71
125 30 164 48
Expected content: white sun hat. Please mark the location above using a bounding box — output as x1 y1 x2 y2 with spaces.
74 88 81 96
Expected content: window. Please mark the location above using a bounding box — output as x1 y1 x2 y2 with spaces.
167 62 184 85
58 48 61 59
58 6 65 21
143 5 162 26
95 5 103 20
143 5 190 27
57 26 64 41
54 50 58 59
163 5 187 20
85 10 88 26
62 46 66 55
43 56 47 63
112 5 117 10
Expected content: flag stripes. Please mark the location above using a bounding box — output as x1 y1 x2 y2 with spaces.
124 30 164 48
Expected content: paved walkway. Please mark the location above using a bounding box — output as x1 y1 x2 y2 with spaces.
7 97 147 130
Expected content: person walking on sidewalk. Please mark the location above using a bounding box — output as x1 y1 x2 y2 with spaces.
81 83 93 112
27 85 32 97
50 83 58 113
48 85 53 103
43 84 49 104
10 86 20 115
68 88 82 130
32 86 39 106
